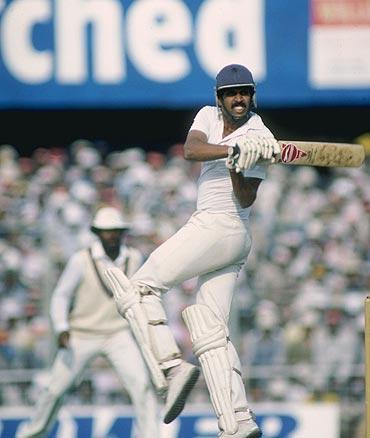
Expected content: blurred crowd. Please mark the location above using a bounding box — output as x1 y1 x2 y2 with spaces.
0 139 369 414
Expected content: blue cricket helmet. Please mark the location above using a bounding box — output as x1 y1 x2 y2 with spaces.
215 64 257 112
216 64 255 92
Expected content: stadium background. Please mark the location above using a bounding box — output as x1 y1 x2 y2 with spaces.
1 1 370 437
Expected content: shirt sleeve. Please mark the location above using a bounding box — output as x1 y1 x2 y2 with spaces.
49 251 84 333
188 106 212 136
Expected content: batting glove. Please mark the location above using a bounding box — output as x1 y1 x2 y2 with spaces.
234 137 262 171
231 136 281 171
260 136 281 163
226 139 260 172
272 138 281 162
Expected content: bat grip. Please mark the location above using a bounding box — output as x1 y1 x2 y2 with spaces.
231 144 240 157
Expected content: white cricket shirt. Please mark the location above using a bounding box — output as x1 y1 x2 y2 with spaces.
190 106 274 220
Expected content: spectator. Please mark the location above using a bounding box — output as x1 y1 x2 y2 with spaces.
310 302 359 399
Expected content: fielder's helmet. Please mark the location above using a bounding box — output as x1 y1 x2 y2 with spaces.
90 207 131 232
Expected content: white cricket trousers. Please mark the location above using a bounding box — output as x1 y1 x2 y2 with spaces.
34 329 159 438
131 210 252 408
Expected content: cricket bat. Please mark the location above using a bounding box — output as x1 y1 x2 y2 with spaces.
275 140 365 168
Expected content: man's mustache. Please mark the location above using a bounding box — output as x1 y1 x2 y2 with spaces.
232 102 246 108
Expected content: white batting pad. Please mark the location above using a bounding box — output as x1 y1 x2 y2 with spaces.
141 295 181 363
105 268 168 394
182 304 238 434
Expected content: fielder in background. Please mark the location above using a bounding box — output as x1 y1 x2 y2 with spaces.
105 63 280 438
17 206 161 438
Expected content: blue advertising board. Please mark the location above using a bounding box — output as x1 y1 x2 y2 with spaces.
0 0 369 108
0 403 340 437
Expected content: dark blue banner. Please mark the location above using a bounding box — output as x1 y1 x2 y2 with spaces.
0 0 369 108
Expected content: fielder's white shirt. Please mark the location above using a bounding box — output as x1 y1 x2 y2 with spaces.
50 240 141 333
190 106 274 220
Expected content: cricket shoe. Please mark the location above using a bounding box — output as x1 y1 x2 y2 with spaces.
163 360 200 424
218 416 262 438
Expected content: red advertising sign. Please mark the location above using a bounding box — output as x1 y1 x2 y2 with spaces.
311 0 370 26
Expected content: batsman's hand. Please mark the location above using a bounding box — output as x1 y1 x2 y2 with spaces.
257 136 281 162
58 330 70 349
226 138 260 172
229 136 281 172
237 137 261 171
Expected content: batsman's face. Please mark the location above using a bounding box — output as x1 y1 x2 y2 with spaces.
219 87 253 122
